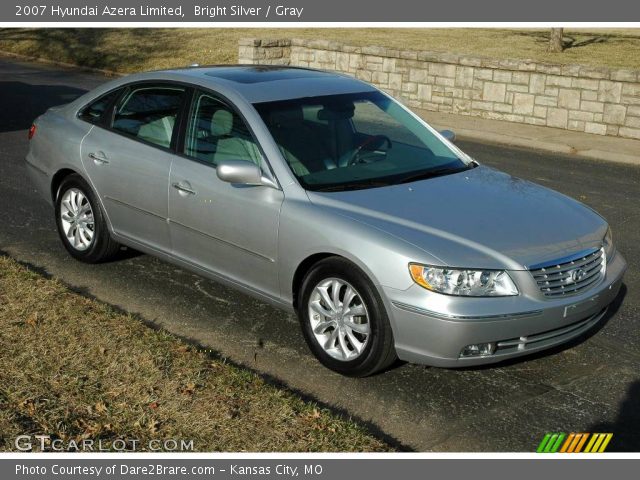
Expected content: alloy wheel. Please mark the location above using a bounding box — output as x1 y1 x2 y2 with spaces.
307 278 371 361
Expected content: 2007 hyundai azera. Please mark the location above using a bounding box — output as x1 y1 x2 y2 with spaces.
26 65 627 376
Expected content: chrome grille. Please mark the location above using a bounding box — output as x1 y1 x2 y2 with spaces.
530 248 605 297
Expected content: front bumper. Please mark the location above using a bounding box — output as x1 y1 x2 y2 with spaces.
383 251 627 367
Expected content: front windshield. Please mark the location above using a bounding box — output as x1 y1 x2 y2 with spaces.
254 91 471 191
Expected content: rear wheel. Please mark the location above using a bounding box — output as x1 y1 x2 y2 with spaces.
54 174 120 263
298 257 396 377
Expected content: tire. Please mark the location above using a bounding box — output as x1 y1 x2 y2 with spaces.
54 174 120 263
298 257 397 377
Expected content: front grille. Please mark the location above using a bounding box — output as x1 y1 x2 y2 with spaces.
530 247 605 298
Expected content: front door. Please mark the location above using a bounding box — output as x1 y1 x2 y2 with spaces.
168 91 284 299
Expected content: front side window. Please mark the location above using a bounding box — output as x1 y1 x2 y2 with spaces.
112 86 186 149
254 91 471 191
78 89 121 124
184 92 262 167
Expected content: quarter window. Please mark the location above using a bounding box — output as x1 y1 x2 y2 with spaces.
78 89 121 124
184 93 262 166
112 86 186 149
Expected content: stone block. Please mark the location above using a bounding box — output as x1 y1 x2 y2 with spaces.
455 67 474 88
598 80 623 103
529 74 546 94
619 127 640 139
513 93 535 115
581 101 605 113
568 120 586 131
483 82 506 102
558 89 581 110
547 108 568 128
493 71 512 83
535 95 558 107
572 78 599 90
429 63 456 78
417 84 432 101
569 110 594 122
585 122 607 135
603 104 627 125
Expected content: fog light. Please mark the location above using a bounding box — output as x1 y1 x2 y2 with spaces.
460 342 496 357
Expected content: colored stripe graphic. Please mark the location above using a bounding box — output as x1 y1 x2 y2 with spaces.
538 433 613 453
576 433 590 452
537 433 553 453
585 433 614 453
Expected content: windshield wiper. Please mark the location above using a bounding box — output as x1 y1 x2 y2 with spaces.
313 181 393 192
397 164 473 185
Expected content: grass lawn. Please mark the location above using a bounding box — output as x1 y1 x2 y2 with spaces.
0 255 391 452
0 28 639 73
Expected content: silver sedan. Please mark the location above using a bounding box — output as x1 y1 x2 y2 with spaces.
26 66 627 376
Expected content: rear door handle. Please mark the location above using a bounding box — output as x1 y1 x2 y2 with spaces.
172 182 197 196
88 152 109 165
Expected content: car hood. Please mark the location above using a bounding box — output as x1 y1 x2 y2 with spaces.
306 165 607 270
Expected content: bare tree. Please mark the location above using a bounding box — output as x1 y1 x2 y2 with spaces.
549 28 564 52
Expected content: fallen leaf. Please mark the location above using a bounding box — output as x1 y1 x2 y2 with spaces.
180 382 197 395
149 420 160 434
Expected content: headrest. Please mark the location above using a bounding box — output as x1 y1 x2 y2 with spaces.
269 107 303 128
317 104 355 121
211 109 234 136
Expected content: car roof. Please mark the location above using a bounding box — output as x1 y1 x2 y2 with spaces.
139 65 378 103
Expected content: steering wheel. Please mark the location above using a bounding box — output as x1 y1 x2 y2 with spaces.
347 135 392 166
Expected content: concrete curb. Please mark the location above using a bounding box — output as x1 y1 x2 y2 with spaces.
452 128 640 166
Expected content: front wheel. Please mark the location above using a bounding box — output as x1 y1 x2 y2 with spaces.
298 257 396 377
54 174 120 263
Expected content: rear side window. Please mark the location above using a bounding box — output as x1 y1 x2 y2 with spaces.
111 86 186 149
78 89 121 124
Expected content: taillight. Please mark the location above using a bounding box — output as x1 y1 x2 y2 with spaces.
28 124 37 140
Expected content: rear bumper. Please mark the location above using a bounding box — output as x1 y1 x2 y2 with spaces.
25 154 52 206
383 251 627 367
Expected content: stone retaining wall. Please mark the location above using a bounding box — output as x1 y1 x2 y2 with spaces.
238 38 640 140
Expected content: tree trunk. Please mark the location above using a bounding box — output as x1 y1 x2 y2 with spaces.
549 28 564 52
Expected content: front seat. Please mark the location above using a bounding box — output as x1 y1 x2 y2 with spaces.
211 109 261 165
267 107 333 176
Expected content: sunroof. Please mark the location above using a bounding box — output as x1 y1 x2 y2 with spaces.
203 67 332 84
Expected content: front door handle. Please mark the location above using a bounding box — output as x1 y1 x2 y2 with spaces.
172 182 197 196
88 152 109 165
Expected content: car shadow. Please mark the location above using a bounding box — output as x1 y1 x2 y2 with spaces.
587 380 640 451
0 81 87 133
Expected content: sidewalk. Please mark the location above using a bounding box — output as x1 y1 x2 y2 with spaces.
420 110 640 166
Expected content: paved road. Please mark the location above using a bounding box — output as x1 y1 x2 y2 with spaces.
1 58 639 452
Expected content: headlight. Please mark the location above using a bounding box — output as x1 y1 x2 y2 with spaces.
603 227 615 259
409 264 518 297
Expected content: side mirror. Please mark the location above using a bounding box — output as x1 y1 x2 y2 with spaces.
216 160 277 188
439 129 456 142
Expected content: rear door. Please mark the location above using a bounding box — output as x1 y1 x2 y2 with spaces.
80 83 188 253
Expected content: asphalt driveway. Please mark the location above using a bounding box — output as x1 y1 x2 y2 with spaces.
1 57 639 451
